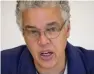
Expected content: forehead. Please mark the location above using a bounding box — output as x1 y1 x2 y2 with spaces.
22 7 63 29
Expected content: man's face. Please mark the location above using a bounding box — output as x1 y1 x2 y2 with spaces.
22 7 70 69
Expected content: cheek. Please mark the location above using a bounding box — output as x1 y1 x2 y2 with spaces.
51 31 67 54
24 37 33 47
24 36 39 54
52 37 66 52
24 36 36 47
25 40 39 60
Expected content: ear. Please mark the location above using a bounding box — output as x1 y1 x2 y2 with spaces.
66 24 70 38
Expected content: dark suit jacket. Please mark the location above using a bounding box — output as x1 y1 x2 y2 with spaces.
1 42 94 74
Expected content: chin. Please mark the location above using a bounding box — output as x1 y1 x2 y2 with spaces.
38 59 57 69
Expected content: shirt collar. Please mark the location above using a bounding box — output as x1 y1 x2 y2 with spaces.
64 62 67 74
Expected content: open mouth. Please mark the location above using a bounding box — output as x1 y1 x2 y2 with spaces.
40 51 54 61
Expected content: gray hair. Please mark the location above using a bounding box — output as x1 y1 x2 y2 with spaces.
16 0 70 31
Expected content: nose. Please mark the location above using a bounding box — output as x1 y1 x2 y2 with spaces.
37 33 50 46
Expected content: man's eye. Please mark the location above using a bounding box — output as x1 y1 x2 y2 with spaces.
26 29 39 35
47 27 58 32
30 30 39 34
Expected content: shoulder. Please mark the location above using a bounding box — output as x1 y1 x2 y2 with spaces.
1 45 27 61
1 45 27 74
78 47 94 65
68 43 94 64
77 46 94 62
67 42 94 73
76 46 94 73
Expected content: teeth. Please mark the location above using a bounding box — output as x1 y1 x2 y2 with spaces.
42 52 49 54
41 52 53 56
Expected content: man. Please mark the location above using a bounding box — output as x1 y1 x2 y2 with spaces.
1 1 94 74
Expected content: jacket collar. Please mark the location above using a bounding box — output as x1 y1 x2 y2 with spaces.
18 42 86 74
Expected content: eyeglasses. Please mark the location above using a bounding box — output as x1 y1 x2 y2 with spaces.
23 20 67 40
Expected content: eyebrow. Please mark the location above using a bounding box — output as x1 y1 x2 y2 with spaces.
24 22 60 29
46 22 60 27
24 25 37 29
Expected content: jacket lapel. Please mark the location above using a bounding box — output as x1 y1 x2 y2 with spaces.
66 42 86 74
17 47 36 74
